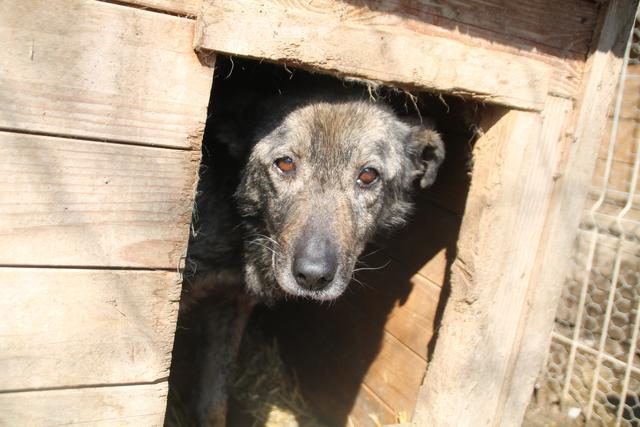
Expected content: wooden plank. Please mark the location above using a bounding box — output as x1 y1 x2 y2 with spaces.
620 66 640 119
347 384 397 427
0 383 168 426
413 95 574 426
347 253 443 360
496 2 640 425
0 132 197 268
118 0 201 16
0 0 212 148
548 58 587 99
382 275 441 361
381 198 462 284
593 156 637 192
196 0 552 111
361 332 428 417
597 118 639 164
358 0 599 56
0 268 180 390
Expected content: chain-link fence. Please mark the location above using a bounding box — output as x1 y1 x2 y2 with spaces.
528 13 640 427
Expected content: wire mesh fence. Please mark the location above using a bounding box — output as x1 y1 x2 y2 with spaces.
528 13 640 427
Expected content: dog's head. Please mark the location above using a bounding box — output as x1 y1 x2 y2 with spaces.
237 99 444 301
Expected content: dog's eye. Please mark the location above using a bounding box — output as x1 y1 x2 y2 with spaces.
275 156 296 174
357 167 379 187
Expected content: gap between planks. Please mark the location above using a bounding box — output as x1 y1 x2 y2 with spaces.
94 0 199 19
0 127 195 151
343 297 435 363
0 264 178 272
0 377 169 395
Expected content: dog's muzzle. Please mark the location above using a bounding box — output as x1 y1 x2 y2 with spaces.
292 235 339 292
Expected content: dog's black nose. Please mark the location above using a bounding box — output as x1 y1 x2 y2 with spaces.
293 238 338 291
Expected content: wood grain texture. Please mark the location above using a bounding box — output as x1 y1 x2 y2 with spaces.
196 0 553 110
0 132 198 268
598 119 639 164
0 0 212 148
356 0 598 56
347 384 397 426
619 65 640 119
382 198 462 285
0 383 168 426
347 253 442 360
0 268 180 390
499 1 640 424
117 0 202 16
593 156 638 191
383 275 440 360
414 95 573 426
336 0 596 98
361 331 428 417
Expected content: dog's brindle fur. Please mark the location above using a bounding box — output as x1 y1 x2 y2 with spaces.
176 95 444 426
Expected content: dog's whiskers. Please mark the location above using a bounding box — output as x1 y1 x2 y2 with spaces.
350 275 373 290
352 260 391 273
247 239 280 257
271 248 276 277
358 246 385 260
248 233 280 247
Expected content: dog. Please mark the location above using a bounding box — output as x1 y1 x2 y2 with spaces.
171 94 444 426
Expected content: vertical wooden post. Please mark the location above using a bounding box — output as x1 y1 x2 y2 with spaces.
412 100 565 426
500 1 639 423
412 1 638 426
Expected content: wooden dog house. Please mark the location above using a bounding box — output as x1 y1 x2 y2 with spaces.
1 0 637 425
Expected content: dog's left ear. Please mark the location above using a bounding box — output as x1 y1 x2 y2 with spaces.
408 124 445 189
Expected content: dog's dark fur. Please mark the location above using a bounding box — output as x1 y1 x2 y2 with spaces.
172 93 444 426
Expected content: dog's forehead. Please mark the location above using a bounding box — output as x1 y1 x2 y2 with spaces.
285 101 404 150
292 101 398 139
272 101 407 175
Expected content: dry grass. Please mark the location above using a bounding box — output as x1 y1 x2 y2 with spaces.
165 322 327 427
230 330 328 427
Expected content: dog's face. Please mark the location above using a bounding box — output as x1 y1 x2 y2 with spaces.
237 100 444 301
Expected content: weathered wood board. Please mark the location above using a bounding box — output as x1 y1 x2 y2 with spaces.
0 268 179 391
498 1 640 423
347 254 442 360
0 0 213 425
350 0 599 56
361 331 428 416
414 95 574 426
0 132 198 268
0 0 212 148
0 383 168 426
382 198 462 283
348 384 397 426
598 119 640 164
195 0 555 111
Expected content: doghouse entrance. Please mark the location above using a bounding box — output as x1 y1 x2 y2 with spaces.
167 55 479 426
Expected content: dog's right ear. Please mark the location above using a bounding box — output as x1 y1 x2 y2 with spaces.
408 123 445 189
